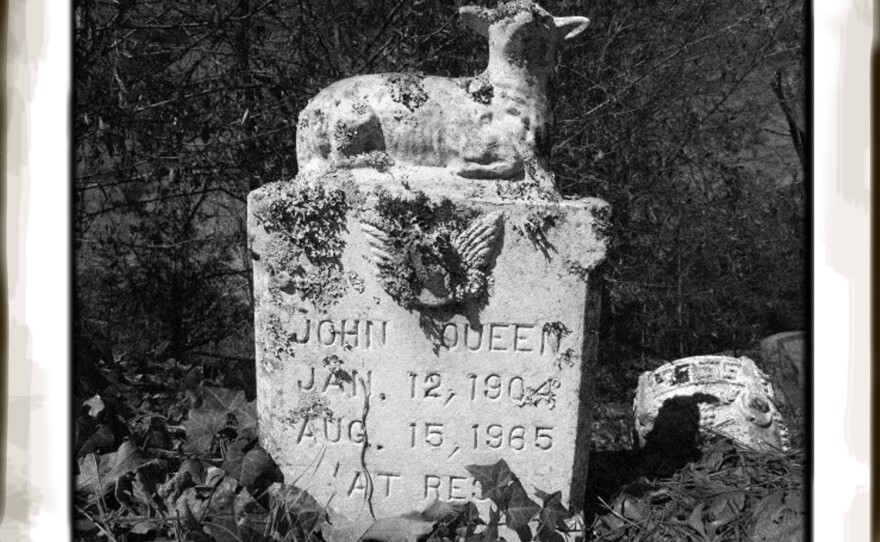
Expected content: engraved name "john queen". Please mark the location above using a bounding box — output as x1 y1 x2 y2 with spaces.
289 319 566 354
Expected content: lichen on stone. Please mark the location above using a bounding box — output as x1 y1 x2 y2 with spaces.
387 73 429 113
522 208 559 238
463 75 494 105
591 204 613 242
255 180 348 264
495 173 557 201
564 256 602 282
347 271 366 294
254 178 353 309
490 0 548 22
260 312 297 372
283 265 348 309
285 392 335 425
556 347 579 369
361 187 487 309
543 321 571 344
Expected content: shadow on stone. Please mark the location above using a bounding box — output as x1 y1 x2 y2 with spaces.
584 393 719 528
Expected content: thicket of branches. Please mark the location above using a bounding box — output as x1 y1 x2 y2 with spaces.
73 0 805 385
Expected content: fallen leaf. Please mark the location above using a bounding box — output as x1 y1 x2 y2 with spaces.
269 484 327 537
204 517 241 542
235 400 258 434
617 494 648 523
76 440 153 495
76 423 115 458
222 441 277 490
234 488 266 516
201 387 248 414
85 395 106 417
706 490 745 533
184 388 258 455
183 407 227 455
687 502 707 538
750 490 786 539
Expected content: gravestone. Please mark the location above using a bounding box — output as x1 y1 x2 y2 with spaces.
633 356 791 453
759 331 805 422
248 2 608 528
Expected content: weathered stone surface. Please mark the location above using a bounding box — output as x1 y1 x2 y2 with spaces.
249 169 608 522
759 331 804 421
249 1 606 529
633 356 790 453
295 2 590 193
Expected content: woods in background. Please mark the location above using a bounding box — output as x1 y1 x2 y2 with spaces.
73 0 805 383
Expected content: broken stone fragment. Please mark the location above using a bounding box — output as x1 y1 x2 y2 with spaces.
759 331 805 422
633 356 790 453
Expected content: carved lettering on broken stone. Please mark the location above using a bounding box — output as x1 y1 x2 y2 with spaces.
633 356 791 453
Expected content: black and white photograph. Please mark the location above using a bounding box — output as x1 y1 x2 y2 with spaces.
37 0 821 539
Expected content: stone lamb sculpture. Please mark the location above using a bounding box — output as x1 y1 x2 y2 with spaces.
295 2 589 192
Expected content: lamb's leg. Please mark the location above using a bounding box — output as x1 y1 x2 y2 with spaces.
456 159 524 179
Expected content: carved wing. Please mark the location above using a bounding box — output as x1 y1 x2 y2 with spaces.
453 211 504 270
360 222 394 268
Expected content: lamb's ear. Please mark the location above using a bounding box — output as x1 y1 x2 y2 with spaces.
554 16 590 40
460 6 491 38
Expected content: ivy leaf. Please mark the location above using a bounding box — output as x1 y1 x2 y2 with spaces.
221 438 252 478
184 387 252 455
420 499 458 522
76 440 153 496
514 523 534 542
222 442 277 490
200 387 247 413
472 506 501 542
535 489 569 539
269 484 327 537
467 460 539 530
183 406 226 455
465 459 516 505
234 399 258 434
132 459 169 510
504 482 540 530
76 423 115 458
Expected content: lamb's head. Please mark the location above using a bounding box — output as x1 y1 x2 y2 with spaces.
460 2 590 70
